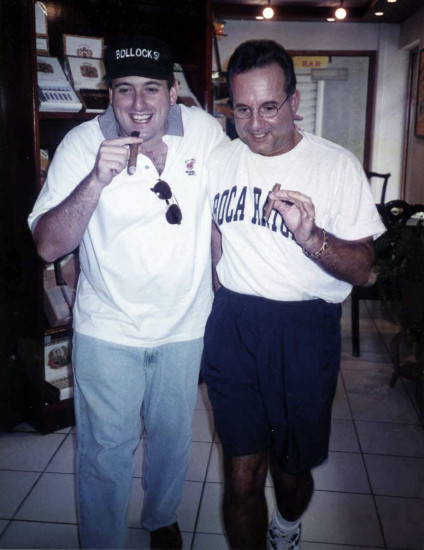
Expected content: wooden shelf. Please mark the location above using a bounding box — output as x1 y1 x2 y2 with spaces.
39 111 99 120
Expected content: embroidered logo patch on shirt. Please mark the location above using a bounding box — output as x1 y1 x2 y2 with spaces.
185 158 196 176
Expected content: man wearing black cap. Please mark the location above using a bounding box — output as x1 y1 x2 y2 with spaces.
28 36 228 549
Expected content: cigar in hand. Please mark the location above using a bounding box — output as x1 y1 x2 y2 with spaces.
127 131 140 175
262 183 281 223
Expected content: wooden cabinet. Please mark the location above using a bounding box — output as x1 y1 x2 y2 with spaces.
0 0 213 434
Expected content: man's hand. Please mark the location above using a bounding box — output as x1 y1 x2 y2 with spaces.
269 189 316 247
268 188 375 285
93 135 143 186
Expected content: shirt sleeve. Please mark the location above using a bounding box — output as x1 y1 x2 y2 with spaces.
28 123 99 232
326 153 386 242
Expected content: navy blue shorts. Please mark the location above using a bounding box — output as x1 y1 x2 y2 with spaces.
202 287 341 474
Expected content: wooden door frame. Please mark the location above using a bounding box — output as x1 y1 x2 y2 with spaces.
401 47 419 200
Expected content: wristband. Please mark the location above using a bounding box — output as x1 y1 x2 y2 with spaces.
302 228 328 259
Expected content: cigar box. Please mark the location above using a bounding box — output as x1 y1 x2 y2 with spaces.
44 333 73 402
63 35 108 113
65 56 109 113
44 285 75 327
37 56 83 112
45 376 74 402
43 253 79 328
63 34 104 59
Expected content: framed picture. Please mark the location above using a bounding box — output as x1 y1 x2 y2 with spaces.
415 49 424 137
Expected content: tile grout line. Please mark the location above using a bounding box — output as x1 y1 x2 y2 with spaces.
0 430 78 547
340 308 389 548
364 299 424 428
189 432 218 549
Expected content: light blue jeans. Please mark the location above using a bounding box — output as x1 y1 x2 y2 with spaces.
72 332 203 549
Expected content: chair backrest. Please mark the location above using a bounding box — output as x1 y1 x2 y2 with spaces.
366 171 391 205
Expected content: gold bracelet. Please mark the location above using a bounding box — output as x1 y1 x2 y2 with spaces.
302 228 328 259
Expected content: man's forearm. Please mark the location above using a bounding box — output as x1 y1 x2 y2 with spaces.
302 229 375 286
33 173 104 263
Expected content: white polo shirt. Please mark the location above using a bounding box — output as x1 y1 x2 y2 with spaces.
29 104 228 346
206 131 386 303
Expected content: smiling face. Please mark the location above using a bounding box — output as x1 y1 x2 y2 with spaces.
109 75 179 147
231 63 300 156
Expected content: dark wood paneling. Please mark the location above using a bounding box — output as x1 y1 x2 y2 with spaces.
0 0 41 430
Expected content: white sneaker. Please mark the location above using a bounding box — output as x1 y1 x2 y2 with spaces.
267 522 301 550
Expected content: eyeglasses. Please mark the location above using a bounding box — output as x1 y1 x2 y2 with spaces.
232 95 291 119
151 180 182 225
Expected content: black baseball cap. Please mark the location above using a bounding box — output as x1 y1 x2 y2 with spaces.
105 36 174 81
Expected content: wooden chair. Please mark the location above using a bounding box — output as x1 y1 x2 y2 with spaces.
365 171 391 205
351 200 409 357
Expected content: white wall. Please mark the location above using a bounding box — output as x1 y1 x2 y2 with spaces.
215 20 408 201
372 25 408 202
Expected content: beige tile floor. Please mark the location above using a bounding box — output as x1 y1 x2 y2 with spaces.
0 298 423 549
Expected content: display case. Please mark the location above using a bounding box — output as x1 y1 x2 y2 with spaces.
0 0 213 434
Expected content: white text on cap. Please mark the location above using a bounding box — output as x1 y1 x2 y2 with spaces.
115 48 160 61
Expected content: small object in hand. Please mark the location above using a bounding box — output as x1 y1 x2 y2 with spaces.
127 131 140 175
263 183 281 223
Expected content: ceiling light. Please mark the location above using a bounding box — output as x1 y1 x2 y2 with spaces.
387 0 396 3
263 7 274 19
327 17 335 21
334 0 347 20
375 11 384 15
335 7 347 19
262 1 274 19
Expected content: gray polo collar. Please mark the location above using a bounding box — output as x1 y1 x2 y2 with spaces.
98 104 184 140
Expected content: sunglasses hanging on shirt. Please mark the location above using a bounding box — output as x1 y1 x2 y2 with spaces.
150 180 183 225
